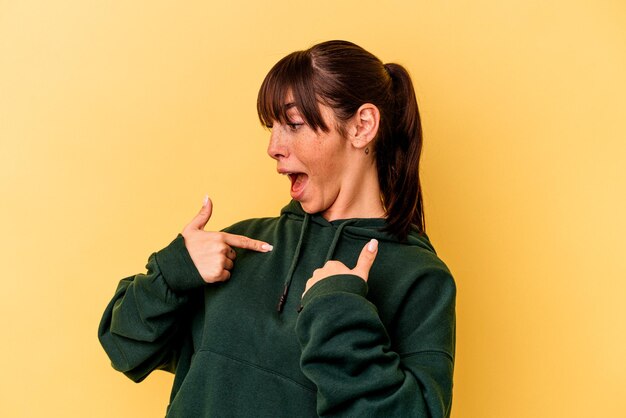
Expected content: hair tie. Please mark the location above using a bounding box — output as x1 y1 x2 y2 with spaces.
383 63 395 84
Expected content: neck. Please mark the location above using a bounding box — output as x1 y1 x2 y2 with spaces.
322 162 384 221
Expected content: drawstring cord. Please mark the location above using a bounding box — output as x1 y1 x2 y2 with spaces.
276 213 310 312
277 217 353 313
324 221 349 262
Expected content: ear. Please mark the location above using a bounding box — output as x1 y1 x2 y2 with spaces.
349 103 380 150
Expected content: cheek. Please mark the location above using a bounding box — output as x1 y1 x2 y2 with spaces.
297 132 346 177
314 138 343 167
307 152 339 178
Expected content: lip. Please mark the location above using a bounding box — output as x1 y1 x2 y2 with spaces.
277 168 308 200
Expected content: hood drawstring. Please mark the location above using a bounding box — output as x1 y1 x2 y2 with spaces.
323 221 350 262
277 213 310 312
277 217 354 314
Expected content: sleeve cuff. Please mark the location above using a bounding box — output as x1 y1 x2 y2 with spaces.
301 274 368 308
154 234 205 292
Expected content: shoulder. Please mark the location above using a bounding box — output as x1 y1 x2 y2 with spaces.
221 202 305 239
221 215 286 243
376 235 454 287
368 237 456 321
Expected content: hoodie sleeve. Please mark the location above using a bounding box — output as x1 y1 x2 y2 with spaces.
98 234 205 382
295 269 456 418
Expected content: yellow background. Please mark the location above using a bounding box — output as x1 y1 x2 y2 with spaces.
1 0 625 416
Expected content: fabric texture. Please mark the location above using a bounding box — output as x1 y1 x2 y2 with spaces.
98 200 456 417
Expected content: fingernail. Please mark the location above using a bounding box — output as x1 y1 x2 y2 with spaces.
202 195 209 207
367 239 378 252
261 243 273 252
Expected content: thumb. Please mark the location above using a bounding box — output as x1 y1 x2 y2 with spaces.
187 195 213 230
353 239 378 281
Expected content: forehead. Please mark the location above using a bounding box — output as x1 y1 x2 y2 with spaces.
258 77 332 133
282 98 338 128
283 92 297 112
273 91 297 118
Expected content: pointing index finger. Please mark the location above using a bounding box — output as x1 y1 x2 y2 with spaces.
222 232 273 253
353 239 378 281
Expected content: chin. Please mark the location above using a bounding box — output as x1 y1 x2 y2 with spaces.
298 200 325 215
299 202 317 214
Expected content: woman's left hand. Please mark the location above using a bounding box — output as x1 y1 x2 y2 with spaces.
303 239 378 296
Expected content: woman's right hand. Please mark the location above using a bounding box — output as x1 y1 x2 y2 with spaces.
181 196 273 283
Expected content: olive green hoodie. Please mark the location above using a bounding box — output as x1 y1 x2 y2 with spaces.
99 200 456 417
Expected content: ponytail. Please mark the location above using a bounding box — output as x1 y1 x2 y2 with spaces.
377 63 425 239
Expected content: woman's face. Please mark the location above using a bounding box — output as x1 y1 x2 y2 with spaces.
266 97 358 218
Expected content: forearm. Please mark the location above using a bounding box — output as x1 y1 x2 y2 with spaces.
98 235 204 382
295 275 454 418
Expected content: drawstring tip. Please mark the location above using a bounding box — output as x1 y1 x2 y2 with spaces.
276 284 289 313
276 295 286 313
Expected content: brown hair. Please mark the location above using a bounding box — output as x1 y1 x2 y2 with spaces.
257 40 425 240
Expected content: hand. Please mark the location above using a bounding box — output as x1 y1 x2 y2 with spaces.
303 239 378 296
181 196 273 283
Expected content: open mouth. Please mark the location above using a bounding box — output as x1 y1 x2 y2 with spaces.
283 172 308 199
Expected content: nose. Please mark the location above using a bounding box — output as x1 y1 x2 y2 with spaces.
267 127 288 160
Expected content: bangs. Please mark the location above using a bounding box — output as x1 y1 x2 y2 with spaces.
257 50 329 132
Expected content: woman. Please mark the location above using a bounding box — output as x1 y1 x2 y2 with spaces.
99 40 456 417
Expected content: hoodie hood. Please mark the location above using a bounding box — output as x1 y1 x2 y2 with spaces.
275 200 437 313
280 199 436 253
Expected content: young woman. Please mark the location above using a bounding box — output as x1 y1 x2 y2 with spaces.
99 40 456 417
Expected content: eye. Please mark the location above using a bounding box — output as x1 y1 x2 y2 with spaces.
286 122 304 132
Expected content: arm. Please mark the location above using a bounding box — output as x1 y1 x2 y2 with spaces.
97 235 205 382
295 243 456 417
98 197 273 382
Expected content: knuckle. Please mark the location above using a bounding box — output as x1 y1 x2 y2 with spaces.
239 236 250 248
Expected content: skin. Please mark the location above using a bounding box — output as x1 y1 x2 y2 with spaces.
267 101 384 221
183 97 383 293
182 196 273 283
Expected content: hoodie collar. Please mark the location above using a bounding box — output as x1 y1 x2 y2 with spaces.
275 200 436 313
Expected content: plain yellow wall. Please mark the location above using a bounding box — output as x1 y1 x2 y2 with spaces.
1 0 625 416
